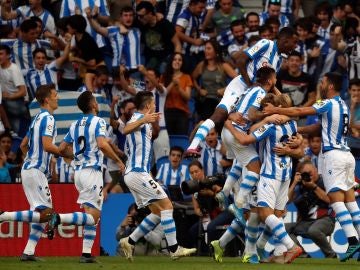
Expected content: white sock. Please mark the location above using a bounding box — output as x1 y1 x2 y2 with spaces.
160 209 177 247
265 214 294 250
188 119 215 149
82 225 97 254
237 170 259 207
244 212 259 255
219 218 243 249
346 201 360 237
144 224 165 248
257 225 272 249
223 161 242 196
273 237 288 256
130 213 161 243
0 210 40 223
23 223 45 255
60 212 95 225
332 202 358 239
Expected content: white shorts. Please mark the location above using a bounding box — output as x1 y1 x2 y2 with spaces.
257 177 289 210
21 168 53 210
152 129 170 162
221 128 259 167
217 75 247 113
74 168 104 210
124 171 168 208
322 150 356 193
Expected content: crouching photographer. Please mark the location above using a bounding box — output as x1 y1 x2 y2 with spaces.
183 161 234 253
286 160 337 258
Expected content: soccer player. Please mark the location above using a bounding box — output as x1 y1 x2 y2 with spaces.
0 84 67 261
263 72 360 261
46 91 125 263
186 27 298 157
119 91 196 261
224 93 303 264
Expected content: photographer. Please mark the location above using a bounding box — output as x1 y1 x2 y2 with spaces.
286 160 337 258
184 160 234 251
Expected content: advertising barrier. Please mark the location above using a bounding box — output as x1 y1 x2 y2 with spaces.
0 184 99 256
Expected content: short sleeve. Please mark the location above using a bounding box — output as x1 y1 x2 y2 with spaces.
312 99 331 114
42 115 55 137
245 39 270 60
95 118 107 138
252 123 274 142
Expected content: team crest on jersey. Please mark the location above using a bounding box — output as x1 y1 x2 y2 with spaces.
315 99 325 107
47 124 53 132
256 96 263 104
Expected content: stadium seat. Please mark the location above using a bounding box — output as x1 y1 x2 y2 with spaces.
169 135 189 150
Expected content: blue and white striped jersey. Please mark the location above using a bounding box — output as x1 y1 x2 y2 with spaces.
312 97 350 152
16 6 56 33
23 109 57 174
156 162 190 186
176 8 200 55
199 140 223 176
25 61 58 101
125 112 153 174
60 0 110 48
0 6 21 29
0 38 52 73
252 120 297 181
122 27 141 69
107 26 124 68
63 114 107 171
166 0 189 24
56 157 75 183
244 39 283 83
150 87 167 128
259 11 289 28
233 86 266 132
265 0 293 14
304 147 319 168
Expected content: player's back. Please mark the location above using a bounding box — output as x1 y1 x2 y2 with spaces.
67 114 106 170
125 112 153 174
258 120 297 181
23 109 56 174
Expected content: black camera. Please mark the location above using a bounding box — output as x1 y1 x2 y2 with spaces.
301 172 311 182
181 174 225 195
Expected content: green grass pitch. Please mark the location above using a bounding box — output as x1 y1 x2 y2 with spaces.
0 256 359 270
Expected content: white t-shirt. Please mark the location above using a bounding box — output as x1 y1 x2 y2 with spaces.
0 63 25 95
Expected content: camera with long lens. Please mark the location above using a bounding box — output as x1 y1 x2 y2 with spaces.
301 172 311 182
181 174 226 195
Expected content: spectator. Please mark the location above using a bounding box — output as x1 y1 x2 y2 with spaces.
66 15 105 80
198 127 226 176
303 132 321 169
287 160 337 258
176 0 207 72
347 78 360 180
59 0 111 68
227 20 248 64
276 50 316 125
0 147 16 183
56 17 82 91
78 65 110 98
192 39 237 120
259 0 289 29
162 52 192 135
156 146 190 186
264 17 281 39
0 19 56 74
136 1 182 73
331 2 347 26
1 0 56 34
26 37 71 101
210 0 244 48
0 0 22 30
87 5 142 72
258 24 273 40
264 0 300 25
245 12 260 39
315 2 332 47
139 65 170 162
0 44 28 136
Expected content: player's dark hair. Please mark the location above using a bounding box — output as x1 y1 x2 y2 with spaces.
256 66 276 85
324 72 343 93
36 84 56 105
134 91 154 110
77 91 95 113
